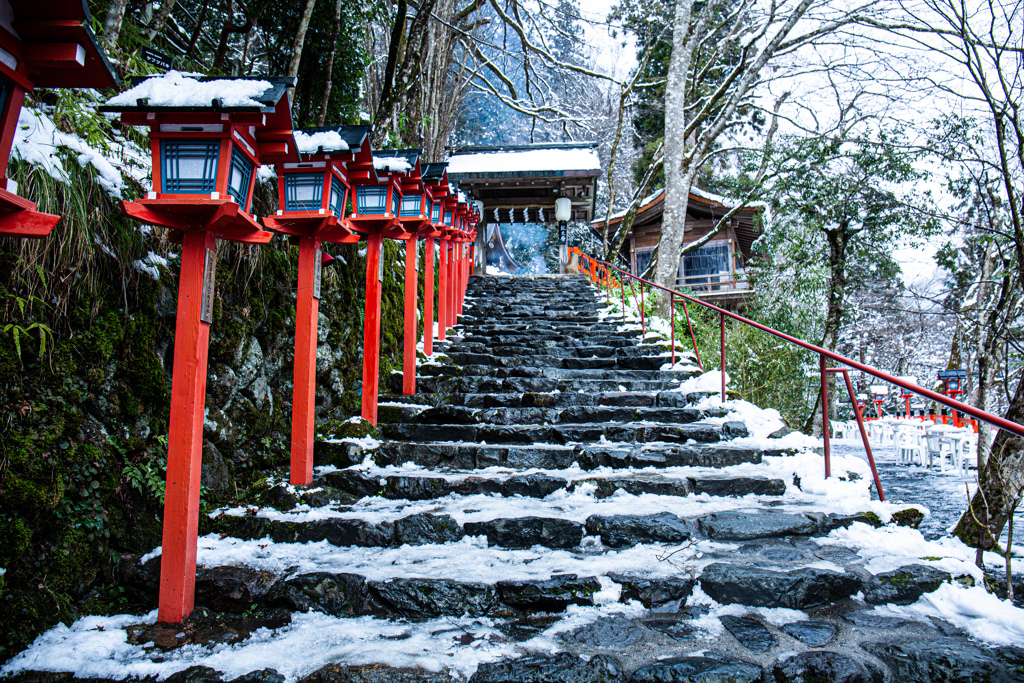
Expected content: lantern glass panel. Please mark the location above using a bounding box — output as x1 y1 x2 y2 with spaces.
162 140 220 193
357 186 388 214
329 176 344 215
401 193 422 217
284 172 325 211
431 200 441 222
227 147 253 206
444 210 453 226
391 188 400 217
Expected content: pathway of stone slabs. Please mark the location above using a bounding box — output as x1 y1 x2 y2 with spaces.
8 275 1024 683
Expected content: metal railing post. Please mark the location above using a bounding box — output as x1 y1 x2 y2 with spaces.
820 354 831 479
834 368 885 502
639 281 646 335
720 312 726 401
682 299 702 370
670 293 676 367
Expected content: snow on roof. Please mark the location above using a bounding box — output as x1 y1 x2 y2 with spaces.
294 130 349 154
373 156 412 173
106 71 273 109
446 147 600 175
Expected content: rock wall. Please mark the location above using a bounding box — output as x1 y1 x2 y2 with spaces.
0 164 415 660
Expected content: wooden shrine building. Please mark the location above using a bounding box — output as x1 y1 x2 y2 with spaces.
591 188 764 310
446 142 600 273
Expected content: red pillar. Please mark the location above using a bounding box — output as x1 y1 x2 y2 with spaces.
361 233 383 425
452 244 460 329
403 235 419 395
457 243 465 317
423 237 435 355
158 229 217 624
438 238 448 341
289 235 320 486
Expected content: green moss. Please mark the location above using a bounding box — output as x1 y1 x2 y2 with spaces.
857 511 884 528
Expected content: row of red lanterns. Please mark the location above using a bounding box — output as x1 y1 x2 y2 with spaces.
94 75 480 624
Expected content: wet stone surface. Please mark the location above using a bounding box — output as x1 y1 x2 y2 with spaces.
780 620 838 647
718 615 777 652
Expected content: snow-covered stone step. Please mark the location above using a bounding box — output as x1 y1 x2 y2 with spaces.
370 439 767 471
206 507 867 552
412 376 683 395
377 390 718 411
312 468 786 503
416 365 699 382
381 404 723 430
379 421 741 447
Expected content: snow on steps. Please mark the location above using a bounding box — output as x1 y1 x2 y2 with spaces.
7 275 1024 682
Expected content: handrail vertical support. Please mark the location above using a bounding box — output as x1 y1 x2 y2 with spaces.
670 293 675 368
639 282 645 335
682 299 702 370
820 354 831 479
835 368 885 502
720 312 726 402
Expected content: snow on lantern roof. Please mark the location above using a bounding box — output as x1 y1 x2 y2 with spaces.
373 149 420 173
446 142 601 176
293 126 368 155
104 71 290 111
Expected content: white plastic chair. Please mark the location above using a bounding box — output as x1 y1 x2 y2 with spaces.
923 433 956 472
895 429 925 466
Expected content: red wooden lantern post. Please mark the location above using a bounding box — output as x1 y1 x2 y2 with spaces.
344 149 420 424
261 126 369 485
102 74 298 624
0 1 118 237
421 166 451 356
392 151 431 396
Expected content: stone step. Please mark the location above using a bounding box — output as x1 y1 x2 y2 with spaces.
205 509 863 553
417 366 695 381
380 404 722 426
378 390 717 410
444 352 677 371
377 420 743 446
311 469 787 503
408 375 696 396
370 441 769 470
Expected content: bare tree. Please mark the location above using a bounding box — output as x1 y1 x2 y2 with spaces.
653 0 876 308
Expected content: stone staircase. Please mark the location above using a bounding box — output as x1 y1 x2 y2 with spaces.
8 275 1022 683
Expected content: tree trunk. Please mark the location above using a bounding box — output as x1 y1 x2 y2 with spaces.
653 0 696 315
286 0 318 102
317 0 344 126
147 0 178 42
953 377 1024 550
102 0 130 51
803 225 848 436
185 0 210 60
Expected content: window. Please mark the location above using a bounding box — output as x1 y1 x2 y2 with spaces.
161 140 219 193
401 193 422 217
328 176 344 215
284 172 325 211
431 200 441 222
444 210 453 226
227 147 253 207
679 242 731 288
357 186 388 214
635 248 654 276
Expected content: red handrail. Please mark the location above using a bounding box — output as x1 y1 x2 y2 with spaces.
570 247 1024 441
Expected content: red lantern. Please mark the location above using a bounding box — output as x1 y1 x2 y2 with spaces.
420 164 451 356
0 0 118 237
262 126 369 486
101 73 298 625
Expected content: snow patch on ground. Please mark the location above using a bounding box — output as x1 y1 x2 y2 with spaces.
14 107 128 197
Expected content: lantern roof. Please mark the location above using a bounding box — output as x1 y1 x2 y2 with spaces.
4 0 120 89
104 72 294 114
293 125 370 157
422 163 448 182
